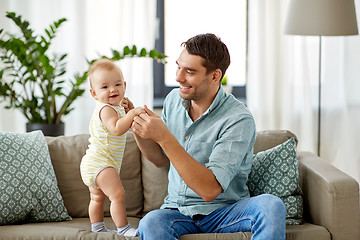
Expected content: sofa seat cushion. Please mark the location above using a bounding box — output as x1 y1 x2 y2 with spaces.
0 131 71 225
0 219 329 240
0 217 140 240
179 223 330 240
286 223 330 240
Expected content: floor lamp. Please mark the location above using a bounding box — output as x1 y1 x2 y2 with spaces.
284 0 358 156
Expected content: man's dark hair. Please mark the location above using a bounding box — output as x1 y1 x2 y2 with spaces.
182 33 231 80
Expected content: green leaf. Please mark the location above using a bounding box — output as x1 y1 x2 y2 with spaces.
56 18 67 27
54 87 63 95
131 45 137 55
140 48 147 57
56 80 65 84
111 49 121 59
45 29 51 39
149 49 157 58
123 46 130 55
59 53 67 61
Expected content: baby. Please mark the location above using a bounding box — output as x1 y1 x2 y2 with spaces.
80 58 144 236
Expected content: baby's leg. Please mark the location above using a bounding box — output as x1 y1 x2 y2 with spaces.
89 188 106 224
96 167 137 236
96 167 128 228
88 187 112 232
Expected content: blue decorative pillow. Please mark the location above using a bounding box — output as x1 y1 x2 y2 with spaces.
247 138 303 225
0 131 71 225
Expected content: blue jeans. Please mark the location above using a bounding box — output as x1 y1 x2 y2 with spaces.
138 194 286 240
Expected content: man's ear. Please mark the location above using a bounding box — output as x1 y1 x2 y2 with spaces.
211 69 222 84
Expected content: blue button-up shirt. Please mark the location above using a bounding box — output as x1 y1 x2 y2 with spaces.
160 87 256 217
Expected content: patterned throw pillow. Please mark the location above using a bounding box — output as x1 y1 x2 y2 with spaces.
0 131 71 225
247 138 303 225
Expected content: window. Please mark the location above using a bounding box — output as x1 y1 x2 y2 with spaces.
154 0 248 108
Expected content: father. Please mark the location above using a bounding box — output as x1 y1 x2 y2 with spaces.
131 33 286 240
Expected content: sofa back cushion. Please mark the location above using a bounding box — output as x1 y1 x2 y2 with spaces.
45 131 143 218
141 157 169 215
254 130 298 153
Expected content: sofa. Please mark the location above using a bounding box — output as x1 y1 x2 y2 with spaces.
0 130 359 240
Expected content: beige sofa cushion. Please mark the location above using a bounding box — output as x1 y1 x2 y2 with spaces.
141 157 169 215
120 132 144 217
254 130 298 153
0 217 141 239
45 131 143 218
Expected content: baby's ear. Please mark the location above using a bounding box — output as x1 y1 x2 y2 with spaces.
124 81 127 90
90 88 97 99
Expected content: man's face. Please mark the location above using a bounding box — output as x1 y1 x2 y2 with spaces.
175 49 213 102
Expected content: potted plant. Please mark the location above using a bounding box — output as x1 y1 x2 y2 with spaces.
0 12 166 136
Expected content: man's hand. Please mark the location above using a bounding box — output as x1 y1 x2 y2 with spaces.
131 105 169 144
130 105 170 168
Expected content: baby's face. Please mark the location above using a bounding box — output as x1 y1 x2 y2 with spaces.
90 68 126 106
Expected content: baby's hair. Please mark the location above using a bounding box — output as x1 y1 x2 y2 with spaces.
88 58 124 87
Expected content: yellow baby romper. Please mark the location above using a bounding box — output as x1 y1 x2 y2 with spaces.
80 101 127 189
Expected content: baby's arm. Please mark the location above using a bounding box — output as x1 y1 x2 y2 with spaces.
100 106 144 136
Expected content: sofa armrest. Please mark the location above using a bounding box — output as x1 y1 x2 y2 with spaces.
298 151 360 240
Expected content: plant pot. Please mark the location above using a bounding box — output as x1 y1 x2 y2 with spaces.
26 123 65 136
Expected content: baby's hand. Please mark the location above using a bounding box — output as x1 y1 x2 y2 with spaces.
121 97 135 113
133 107 146 116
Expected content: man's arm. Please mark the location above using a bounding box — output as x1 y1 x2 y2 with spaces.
132 132 170 168
131 106 222 202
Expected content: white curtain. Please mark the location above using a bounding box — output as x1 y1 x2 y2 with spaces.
0 0 156 135
247 0 360 184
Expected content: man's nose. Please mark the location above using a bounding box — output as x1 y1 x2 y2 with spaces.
176 69 184 83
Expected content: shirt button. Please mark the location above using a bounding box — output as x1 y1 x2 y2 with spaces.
185 136 189 140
